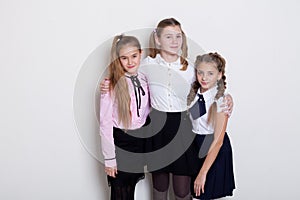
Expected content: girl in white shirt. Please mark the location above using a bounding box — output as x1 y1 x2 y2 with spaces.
187 52 235 199
140 18 233 200
140 18 199 200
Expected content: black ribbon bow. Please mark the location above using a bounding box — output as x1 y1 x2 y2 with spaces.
127 75 145 117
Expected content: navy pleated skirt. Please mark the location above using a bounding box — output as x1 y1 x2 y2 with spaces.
191 133 236 199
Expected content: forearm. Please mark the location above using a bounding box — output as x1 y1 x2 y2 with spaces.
199 138 223 174
99 92 116 167
99 129 116 167
199 114 228 175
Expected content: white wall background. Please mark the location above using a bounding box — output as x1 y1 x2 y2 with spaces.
1 0 300 199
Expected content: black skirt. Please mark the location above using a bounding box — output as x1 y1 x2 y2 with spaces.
144 109 200 175
107 117 151 187
191 133 236 199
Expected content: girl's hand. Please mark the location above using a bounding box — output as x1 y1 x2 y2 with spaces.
221 94 234 117
100 78 110 94
194 172 207 197
105 166 118 178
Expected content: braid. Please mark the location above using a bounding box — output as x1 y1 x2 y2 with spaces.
216 78 225 99
207 52 227 125
187 80 201 106
211 52 226 100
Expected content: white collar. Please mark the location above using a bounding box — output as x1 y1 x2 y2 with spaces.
198 85 218 101
156 54 181 69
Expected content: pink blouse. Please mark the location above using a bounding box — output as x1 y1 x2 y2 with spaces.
99 72 151 167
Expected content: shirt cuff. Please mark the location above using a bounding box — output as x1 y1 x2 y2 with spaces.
104 158 117 167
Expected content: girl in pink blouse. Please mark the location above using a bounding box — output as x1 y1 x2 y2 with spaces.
99 35 151 200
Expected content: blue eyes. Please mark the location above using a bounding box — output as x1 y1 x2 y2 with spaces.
197 71 214 76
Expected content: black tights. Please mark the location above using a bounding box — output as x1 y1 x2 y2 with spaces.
110 183 136 200
152 172 191 198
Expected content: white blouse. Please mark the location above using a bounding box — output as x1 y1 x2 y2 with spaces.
140 54 195 112
188 86 224 135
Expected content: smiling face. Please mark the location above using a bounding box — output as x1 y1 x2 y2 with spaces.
155 25 183 56
196 62 222 93
118 45 142 75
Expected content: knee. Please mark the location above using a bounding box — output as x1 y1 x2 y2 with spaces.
173 184 190 198
173 187 190 198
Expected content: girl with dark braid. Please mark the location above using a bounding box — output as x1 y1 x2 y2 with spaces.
187 52 235 199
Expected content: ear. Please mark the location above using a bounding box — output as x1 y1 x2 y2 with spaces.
218 72 222 81
154 34 161 47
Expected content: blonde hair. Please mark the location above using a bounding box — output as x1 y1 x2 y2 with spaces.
187 52 227 126
148 18 188 71
108 35 142 129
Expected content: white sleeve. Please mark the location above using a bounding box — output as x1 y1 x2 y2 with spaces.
216 96 225 113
